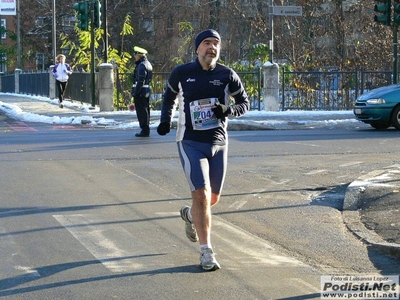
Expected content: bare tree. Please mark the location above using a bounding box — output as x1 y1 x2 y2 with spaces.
15 0 396 72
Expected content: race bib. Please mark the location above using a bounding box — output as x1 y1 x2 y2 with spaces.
189 98 221 130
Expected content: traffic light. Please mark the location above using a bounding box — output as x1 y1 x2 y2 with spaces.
374 0 391 26
73 1 89 31
93 0 102 28
395 1 400 24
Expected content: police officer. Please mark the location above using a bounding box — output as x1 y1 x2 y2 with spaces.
131 46 153 137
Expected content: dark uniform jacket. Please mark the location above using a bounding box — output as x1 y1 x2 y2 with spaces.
132 56 153 98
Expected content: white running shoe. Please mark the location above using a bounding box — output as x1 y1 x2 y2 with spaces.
200 248 221 271
180 205 198 242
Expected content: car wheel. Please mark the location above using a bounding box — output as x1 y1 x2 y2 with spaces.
370 122 391 130
391 106 400 130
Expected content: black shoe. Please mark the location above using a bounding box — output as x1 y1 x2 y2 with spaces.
135 132 150 137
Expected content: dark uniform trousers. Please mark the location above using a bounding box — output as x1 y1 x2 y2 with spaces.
134 95 150 134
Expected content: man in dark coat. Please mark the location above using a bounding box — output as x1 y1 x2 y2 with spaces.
131 46 153 137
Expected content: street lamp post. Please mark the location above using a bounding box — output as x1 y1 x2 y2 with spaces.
52 0 56 64
17 0 21 68
103 0 107 62
269 0 274 63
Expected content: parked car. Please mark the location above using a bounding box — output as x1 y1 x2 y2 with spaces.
353 84 400 130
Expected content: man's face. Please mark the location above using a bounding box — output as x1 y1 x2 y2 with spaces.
134 53 141 61
197 37 220 66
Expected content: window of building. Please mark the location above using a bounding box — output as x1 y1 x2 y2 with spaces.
142 18 154 33
186 0 200 6
35 17 45 27
61 15 76 27
219 0 227 7
191 18 200 31
36 53 47 71
139 0 153 5
167 15 174 33
1 19 6 39
0 53 6 73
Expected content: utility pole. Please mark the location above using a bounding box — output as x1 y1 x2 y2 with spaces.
394 25 398 84
374 0 398 83
269 0 274 63
90 1 96 108
52 0 56 64
103 0 108 62
73 0 100 108
17 0 21 68
393 0 400 83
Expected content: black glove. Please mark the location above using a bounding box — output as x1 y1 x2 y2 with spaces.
212 104 230 119
157 122 171 135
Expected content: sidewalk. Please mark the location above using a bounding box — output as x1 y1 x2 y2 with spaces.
1 93 399 258
0 93 362 130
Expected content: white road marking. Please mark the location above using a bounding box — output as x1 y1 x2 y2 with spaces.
54 213 307 270
15 266 40 277
229 200 247 209
305 169 328 175
276 179 293 184
288 277 320 293
339 161 363 167
285 141 320 147
212 218 305 267
154 212 179 216
53 213 320 295
53 214 156 273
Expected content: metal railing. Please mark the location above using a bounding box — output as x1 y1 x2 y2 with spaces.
1 73 14 93
64 72 93 104
281 69 393 110
1 68 394 111
115 69 263 111
19 71 49 97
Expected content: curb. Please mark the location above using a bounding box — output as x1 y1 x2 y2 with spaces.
342 168 400 258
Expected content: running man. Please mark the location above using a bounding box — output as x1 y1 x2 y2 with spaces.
157 29 250 271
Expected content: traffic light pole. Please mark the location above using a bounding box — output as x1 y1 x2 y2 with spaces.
73 0 99 108
394 25 398 84
90 1 96 108
374 0 398 82
268 0 274 63
103 0 108 62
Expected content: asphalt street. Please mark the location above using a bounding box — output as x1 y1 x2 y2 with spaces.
1 93 399 259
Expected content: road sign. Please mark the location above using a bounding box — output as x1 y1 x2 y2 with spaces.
273 6 302 16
